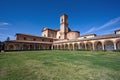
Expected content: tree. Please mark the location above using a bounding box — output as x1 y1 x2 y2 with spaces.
0 41 4 51
0 41 1 51
6 37 10 41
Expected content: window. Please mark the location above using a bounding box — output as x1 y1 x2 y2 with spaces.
44 34 46 37
24 37 26 40
42 39 44 41
61 19 63 23
50 40 53 42
33 38 36 41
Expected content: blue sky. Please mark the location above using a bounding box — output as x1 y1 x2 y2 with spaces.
0 0 120 41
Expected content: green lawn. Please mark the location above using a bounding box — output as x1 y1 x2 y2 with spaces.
0 50 120 80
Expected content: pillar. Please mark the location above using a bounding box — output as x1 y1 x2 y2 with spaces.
68 43 70 50
92 42 95 50
57 44 58 49
102 42 105 50
34 44 36 50
114 42 117 50
84 42 87 50
78 43 80 49
73 43 75 50
51 44 53 50
64 44 65 49
39 44 41 50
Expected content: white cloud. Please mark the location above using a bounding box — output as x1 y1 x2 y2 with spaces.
85 17 120 34
84 27 96 34
0 22 10 26
97 17 120 30
0 27 8 30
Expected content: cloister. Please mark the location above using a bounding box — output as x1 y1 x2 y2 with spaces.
3 14 120 51
5 42 52 50
53 38 120 50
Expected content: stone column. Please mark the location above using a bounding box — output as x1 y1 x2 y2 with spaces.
84 42 87 50
39 44 41 50
78 43 80 49
102 42 105 50
73 43 75 50
28 44 30 50
68 43 70 50
60 44 61 49
57 44 58 49
34 44 36 50
92 42 95 50
114 42 117 50
51 44 53 50
63 44 65 49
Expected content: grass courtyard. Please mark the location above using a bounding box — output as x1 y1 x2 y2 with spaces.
0 50 120 80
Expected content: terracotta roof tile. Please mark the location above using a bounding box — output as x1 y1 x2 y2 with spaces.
16 33 58 39
5 40 53 44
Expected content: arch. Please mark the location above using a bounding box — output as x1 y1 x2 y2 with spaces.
40 44 45 49
15 44 20 50
8 44 15 50
116 40 120 50
94 41 102 50
61 44 64 49
30 44 34 50
79 43 85 49
86 42 93 50
58 45 61 50
35 44 40 50
104 40 114 50
53 45 57 50
74 43 79 50
59 44 62 49
69 44 73 50
64 44 68 49
23 44 29 50
46 44 50 49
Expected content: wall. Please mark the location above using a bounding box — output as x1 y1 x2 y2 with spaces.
67 31 80 40
15 34 53 42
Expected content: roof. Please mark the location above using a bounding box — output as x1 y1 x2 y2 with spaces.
15 33 58 39
54 34 120 43
92 34 120 39
5 40 53 44
60 13 68 17
67 31 80 33
82 34 96 36
115 29 120 32
42 27 59 32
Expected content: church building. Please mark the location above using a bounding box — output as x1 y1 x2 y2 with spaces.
4 14 120 51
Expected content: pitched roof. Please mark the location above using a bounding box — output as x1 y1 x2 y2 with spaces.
5 40 53 44
15 33 58 39
115 29 120 32
42 27 59 32
54 34 120 43
82 34 96 36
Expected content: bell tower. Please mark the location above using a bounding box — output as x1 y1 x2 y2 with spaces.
60 14 68 39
